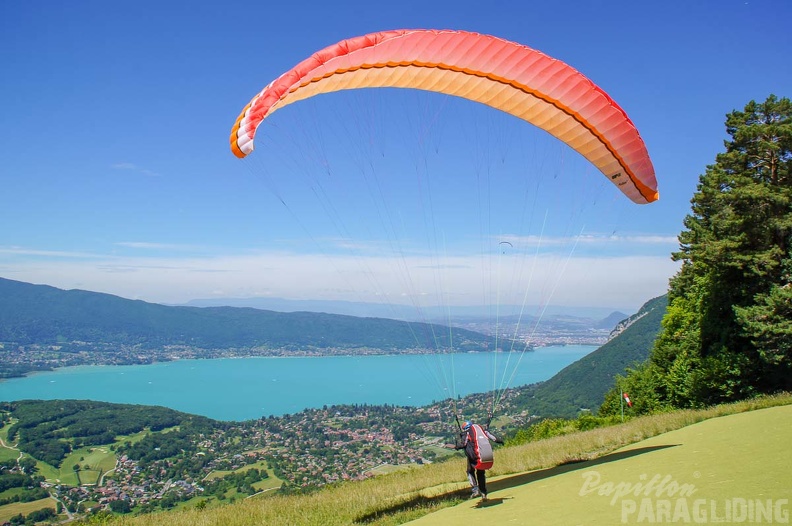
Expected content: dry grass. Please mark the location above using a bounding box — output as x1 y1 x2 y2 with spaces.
83 393 791 526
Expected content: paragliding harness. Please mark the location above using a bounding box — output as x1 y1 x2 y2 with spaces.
456 413 496 471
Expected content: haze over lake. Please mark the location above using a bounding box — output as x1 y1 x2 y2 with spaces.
0 346 596 420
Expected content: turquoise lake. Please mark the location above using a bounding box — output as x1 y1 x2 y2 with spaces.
0 345 596 421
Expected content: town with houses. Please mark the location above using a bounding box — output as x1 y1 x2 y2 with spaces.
1 392 532 522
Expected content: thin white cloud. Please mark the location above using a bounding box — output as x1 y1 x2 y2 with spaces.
0 248 680 311
597 234 679 244
311 236 407 253
115 242 206 251
414 264 474 270
111 163 160 177
0 246 108 259
498 233 678 247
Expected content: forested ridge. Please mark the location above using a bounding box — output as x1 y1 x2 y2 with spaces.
600 95 792 415
0 277 494 356
510 295 667 417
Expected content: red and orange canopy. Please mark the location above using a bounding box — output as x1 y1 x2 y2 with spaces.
231 29 657 204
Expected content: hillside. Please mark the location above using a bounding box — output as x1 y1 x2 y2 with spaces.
509 295 668 417
0 277 494 353
33 396 787 526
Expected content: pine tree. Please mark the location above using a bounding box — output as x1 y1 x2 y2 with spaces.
650 95 792 406
598 95 792 416
734 252 792 390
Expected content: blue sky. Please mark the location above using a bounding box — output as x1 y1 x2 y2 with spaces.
2 0 790 314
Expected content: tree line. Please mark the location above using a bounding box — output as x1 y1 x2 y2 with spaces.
600 95 791 414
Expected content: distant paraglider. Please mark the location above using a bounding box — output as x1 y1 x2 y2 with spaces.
231 29 658 204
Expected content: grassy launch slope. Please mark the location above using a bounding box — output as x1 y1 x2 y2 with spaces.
410 404 792 525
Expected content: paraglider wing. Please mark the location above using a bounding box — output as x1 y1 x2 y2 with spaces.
231 29 658 204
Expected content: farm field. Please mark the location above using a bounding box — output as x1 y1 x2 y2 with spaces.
0 497 58 524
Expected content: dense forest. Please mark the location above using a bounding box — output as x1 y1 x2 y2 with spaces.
2 400 218 466
601 95 792 415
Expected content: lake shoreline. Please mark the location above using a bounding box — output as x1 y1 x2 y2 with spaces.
0 346 598 421
0 343 562 382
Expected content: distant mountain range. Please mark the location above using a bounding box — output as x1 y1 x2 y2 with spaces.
183 296 627 321
0 277 494 353
0 278 627 352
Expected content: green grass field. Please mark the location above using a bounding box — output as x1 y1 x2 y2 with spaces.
367 463 416 476
204 460 272 481
0 487 29 500
0 417 16 441
35 444 117 485
0 419 20 463
67 446 116 486
252 475 282 493
115 430 153 445
422 444 457 460
0 497 59 524
35 431 153 485
34 459 64 483
0 445 18 464
201 459 283 503
204 459 283 491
